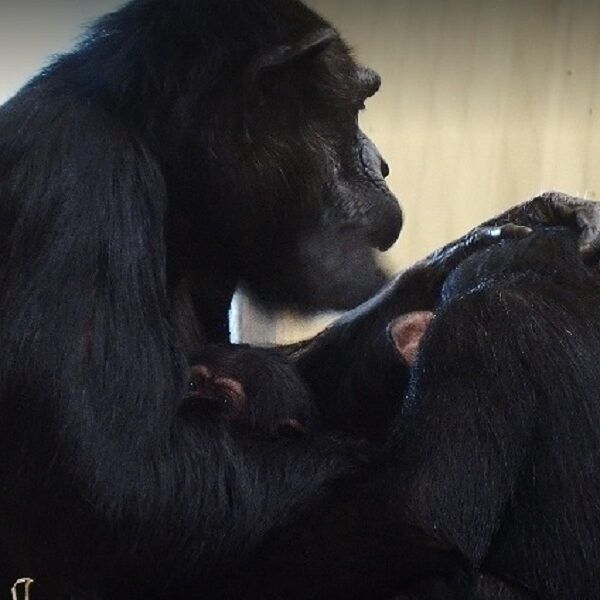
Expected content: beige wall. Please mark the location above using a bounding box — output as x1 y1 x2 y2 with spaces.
307 0 600 269
0 1 125 104
267 0 600 344
2 1 599 343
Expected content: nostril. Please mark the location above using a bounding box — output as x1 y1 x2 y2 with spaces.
381 158 390 179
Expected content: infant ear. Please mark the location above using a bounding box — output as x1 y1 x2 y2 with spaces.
388 311 435 367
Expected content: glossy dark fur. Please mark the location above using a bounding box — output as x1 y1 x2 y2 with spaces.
393 227 600 598
0 0 402 597
293 225 600 598
2 0 600 597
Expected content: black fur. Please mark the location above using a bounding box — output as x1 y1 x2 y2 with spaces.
392 227 600 598
294 197 600 441
3 0 600 596
293 223 600 598
0 0 402 597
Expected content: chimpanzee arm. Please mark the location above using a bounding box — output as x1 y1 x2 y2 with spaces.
224 459 471 600
480 191 600 260
294 194 600 439
0 110 371 598
292 224 529 439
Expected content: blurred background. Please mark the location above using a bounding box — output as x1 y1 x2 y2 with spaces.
2 0 599 342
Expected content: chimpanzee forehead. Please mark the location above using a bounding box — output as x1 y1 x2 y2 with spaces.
318 41 382 108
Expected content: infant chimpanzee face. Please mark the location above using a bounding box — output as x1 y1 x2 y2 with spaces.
187 363 247 422
185 344 318 438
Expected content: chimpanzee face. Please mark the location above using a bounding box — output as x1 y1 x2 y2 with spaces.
318 62 401 255
158 14 402 314
184 347 311 438
193 29 402 313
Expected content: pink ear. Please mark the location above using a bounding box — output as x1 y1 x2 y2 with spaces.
388 311 435 367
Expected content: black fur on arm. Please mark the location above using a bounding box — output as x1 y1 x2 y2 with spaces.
291 261 449 441
391 230 600 598
290 225 533 441
0 91 363 597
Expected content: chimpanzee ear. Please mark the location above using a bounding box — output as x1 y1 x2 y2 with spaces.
244 29 337 106
388 311 435 367
253 28 338 72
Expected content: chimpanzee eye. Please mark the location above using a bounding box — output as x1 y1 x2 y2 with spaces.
219 396 240 417
188 379 198 393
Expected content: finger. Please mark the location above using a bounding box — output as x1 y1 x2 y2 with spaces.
496 224 533 239
470 224 532 246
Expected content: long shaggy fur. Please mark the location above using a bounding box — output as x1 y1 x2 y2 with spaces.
0 1 388 597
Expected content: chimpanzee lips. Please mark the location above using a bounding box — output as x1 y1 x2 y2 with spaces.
368 195 403 251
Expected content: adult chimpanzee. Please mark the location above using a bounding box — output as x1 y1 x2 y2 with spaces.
0 0 407 595
0 0 599 597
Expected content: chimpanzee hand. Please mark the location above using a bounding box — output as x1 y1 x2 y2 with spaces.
399 192 600 307
304 224 533 334
481 191 600 264
417 223 532 290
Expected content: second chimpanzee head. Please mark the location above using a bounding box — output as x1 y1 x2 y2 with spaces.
70 0 401 313
186 344 318 437
389 227 596 367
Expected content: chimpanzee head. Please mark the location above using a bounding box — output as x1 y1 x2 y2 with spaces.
84 0 401 313
230 28 403 312
388 227 594 368
185 345 317 437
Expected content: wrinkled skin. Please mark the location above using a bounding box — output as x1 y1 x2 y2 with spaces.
233 55 402 313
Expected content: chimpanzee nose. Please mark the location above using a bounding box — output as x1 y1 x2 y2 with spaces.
381 158 390 179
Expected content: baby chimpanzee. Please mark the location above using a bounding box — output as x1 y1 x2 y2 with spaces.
186 345 317 437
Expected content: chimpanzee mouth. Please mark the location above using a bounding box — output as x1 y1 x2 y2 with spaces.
367 200 404 251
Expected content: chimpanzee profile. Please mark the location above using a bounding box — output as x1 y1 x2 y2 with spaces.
387 227 600 599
